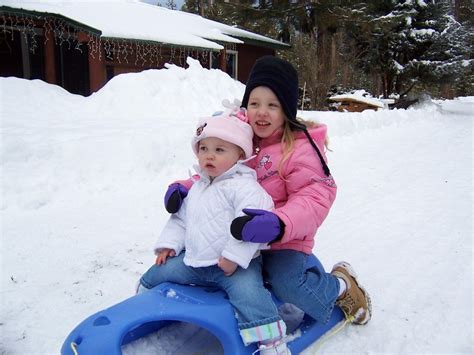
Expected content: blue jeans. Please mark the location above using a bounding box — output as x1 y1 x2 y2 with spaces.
140 253 283 337
262 250 340 324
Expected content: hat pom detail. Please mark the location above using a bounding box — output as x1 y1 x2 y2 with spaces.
234 107 248 123
221 98 248 123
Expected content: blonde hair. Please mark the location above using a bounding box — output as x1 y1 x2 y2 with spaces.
277 118 329 178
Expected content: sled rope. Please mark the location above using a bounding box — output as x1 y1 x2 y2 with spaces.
70 341 79 355
312 317 350 353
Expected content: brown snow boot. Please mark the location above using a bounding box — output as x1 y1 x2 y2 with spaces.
331 261 372 325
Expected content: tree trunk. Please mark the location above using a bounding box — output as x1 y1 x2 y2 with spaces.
330 34 337 80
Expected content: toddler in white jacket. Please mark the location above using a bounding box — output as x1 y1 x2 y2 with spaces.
139 106 288 353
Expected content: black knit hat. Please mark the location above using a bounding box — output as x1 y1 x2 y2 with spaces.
241 56 304 131
241 55 331 177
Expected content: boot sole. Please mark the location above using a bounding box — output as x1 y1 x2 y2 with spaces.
333 261 372 325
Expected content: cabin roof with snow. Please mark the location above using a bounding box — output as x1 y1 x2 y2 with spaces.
0 0 288 50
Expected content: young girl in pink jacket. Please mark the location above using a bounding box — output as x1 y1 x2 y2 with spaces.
165 56 371 350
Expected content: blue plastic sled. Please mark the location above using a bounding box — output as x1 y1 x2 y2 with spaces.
61 256 345 355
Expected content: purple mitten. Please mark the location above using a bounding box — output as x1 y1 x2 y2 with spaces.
164 183 188 213
230 208 285 243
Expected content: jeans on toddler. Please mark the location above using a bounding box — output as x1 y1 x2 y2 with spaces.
139 253 286 345
262 250 340 324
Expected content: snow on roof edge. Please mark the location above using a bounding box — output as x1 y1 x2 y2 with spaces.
0 4 101 35
0 1 287 51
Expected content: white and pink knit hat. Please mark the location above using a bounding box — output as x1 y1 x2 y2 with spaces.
192 101 254 159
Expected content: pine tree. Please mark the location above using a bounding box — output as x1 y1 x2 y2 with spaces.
181 0 472 106
452 0 474 96
165 0 177 10
283 0 369 108
182 0 213 17
351 0 472 98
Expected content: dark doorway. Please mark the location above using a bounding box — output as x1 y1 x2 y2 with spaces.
55 40 89 96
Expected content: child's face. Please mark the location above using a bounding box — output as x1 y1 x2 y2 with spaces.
246 86 286 138
197 137 243 178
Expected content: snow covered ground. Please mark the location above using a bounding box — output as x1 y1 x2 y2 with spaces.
1 58 472 354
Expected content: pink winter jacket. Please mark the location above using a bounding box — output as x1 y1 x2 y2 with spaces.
176 124 337 255
246 124 337 254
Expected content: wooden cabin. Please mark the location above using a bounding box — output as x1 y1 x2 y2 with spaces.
0 2 288 96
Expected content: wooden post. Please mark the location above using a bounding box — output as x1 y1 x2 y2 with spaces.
301 81 306 111
219 48 226 73
89 54 107 93
43 27 56 85
86 35 107 94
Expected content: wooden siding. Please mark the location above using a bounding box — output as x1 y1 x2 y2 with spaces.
236 43 275 84
335 99 380 112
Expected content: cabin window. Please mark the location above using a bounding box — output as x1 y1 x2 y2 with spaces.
225 50 238 78
210 50 238 79
0 28 44 80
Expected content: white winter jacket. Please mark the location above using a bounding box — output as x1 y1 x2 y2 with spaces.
154 162 274 269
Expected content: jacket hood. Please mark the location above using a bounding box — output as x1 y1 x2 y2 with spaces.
295 124 327 145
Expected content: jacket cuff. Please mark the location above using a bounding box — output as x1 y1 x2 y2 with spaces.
221 250 252 269
272 209 291 243
154 242 183 256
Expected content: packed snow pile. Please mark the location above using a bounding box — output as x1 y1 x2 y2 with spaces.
1 59 472 354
